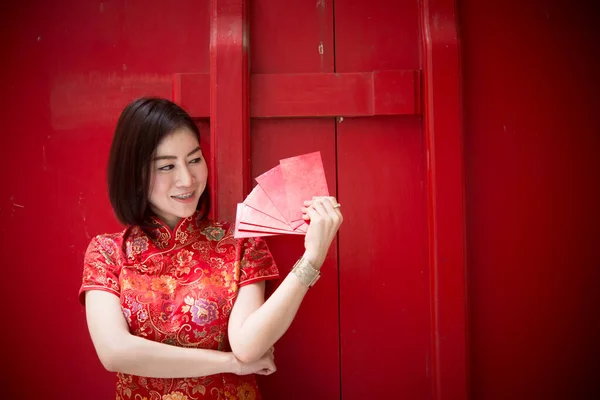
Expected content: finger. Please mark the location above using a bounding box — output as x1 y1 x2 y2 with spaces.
311 199 329 216
321 202 343 224
255 368 271 376
305 203 322 222
322 197 343 217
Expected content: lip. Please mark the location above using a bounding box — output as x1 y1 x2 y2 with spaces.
171 190 196 203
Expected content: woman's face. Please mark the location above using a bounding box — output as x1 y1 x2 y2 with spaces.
148 128 208 229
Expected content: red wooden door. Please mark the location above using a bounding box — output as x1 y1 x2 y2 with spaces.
2 0 465 398
176 0 466 399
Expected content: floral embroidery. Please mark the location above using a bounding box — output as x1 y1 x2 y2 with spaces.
162 391 188 400
132 236 149 254
150 378 165 390
202 226 225 241
202 274 224 287
172 249 194 276
160 301 177 322
122 308 132 324
237 382 257 400
151 276 177 295
126 235 149 259
80 213 280 399
190 298 219 326
137 309 148 323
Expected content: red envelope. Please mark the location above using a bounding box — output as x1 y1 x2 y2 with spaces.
234 203 277 238
243 185 288 226
234 152 329 238
239 203 300 233
280 152 329 223
255 165 291 223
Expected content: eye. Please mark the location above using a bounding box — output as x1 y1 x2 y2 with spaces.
158 164 174 171
189 157 202 164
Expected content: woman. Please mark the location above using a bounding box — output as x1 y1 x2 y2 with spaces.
79 97 343 399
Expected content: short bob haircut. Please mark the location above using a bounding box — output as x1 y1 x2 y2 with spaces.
107 97 208 226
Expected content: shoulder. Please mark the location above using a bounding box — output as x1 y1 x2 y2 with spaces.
85 230 127 263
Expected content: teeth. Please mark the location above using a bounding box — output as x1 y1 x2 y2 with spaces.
173 192 193 199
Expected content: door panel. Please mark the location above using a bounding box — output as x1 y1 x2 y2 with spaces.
251 119 339 399
250 4 339 399
337 116 430 398
334 1 430 398
334 0 420 72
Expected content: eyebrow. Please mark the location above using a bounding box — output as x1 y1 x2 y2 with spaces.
153 146 201 161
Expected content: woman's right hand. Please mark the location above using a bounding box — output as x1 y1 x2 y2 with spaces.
233 347 276 376
301 196 343 269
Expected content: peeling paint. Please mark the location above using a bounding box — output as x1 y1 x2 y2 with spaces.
316 0 326 9
318 41 324 55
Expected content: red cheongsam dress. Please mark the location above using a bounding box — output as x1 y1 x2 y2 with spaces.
79 211 279 400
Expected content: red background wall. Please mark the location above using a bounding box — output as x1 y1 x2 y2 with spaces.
460 0 600 398
1 0 598 398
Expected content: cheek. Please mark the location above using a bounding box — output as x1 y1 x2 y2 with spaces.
149 173 171 198
193 164 209 181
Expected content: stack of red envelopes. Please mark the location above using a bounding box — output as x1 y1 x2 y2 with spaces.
234 152 329 238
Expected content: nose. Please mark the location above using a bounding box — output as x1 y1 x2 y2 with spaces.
176 164 194 187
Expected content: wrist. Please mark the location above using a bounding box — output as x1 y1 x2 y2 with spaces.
302 251 324 270
292 257 321 288
226 352 241 375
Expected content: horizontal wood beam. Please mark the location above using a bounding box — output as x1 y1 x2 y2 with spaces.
174 70 420 118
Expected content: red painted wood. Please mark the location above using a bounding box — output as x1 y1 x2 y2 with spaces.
251 120 340 399
0 1 209 398
335 1 433 399
173 73 210 118
209 0 250 222
337 117 431 398
420 0 468 399
174 70 418 118
461 1 600 398
249 2 339 399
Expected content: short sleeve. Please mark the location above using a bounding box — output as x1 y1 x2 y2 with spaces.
238 237 279 287
78 235 122 305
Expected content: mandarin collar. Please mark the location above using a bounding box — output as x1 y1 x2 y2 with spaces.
142 211 205 248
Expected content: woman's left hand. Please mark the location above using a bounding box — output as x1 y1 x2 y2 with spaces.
301 196 343 269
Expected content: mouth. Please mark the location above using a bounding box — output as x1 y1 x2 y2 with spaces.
171 191 195 200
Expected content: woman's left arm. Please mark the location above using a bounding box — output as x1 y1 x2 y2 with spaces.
228 196 342 363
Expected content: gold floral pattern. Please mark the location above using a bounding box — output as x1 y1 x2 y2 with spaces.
80 213 279 399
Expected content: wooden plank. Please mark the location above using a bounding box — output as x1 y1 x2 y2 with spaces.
248 2 340 399
251 119 340 398
421 0 468 398
337 117 430 399
174 70 418 118
208 0 249 222
173 73 210 118
334 1 431 399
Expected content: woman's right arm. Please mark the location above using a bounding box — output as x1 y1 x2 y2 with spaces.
85 290 275 378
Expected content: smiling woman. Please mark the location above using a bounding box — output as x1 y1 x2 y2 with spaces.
78 97 343 400
148 130 208 229
106 98 209 227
